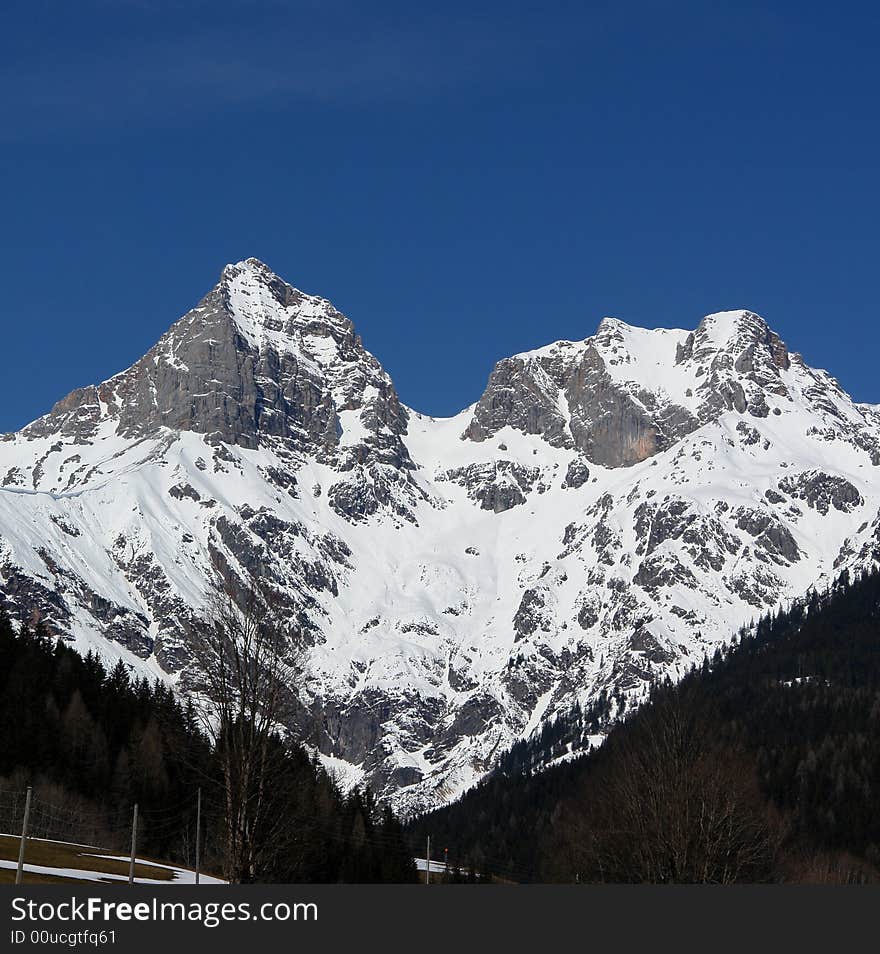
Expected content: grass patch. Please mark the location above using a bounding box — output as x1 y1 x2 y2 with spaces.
0 834 176 884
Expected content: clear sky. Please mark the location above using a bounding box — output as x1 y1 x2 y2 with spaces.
2 1 879 430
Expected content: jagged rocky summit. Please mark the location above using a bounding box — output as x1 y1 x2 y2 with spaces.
1 258 878 814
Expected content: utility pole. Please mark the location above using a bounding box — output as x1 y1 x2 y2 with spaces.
128 804 138 886
426 835 430 885
15 787 32 886
195 788 202 885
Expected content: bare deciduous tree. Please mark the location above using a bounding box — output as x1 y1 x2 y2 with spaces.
563 694 782 883
194 588 305 883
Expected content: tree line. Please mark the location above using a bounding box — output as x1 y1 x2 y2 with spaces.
0 604 416 883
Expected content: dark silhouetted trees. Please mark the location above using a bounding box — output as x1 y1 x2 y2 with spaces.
0 605 416 882
410 564 880 883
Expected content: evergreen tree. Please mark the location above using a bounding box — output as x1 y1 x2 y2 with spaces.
0 611 417 882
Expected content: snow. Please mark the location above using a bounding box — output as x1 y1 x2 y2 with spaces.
337 409 370 448
317 752 367 792
696 309 752 346
223 259 346 365
80 853 225 884
522 687 556 739
414 857 453 874
0 848 225 885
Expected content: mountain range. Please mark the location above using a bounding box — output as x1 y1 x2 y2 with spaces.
1 258 878 814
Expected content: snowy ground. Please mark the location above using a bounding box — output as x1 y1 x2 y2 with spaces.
0 834 225 885
414 857 450 874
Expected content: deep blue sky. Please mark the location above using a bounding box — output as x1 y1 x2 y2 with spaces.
2 1 879 429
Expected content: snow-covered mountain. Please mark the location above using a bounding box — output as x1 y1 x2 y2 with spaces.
2 258 879 814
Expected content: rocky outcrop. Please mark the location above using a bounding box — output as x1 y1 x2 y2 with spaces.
442 461 544 513
562 458 590 489
778 471 863 515
463 352 572 449
461 311 799 469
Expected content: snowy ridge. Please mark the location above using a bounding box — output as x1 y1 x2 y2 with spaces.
1 259 878 815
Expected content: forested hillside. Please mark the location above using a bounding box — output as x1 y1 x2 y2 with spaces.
0 609 416 883
409 566 880 883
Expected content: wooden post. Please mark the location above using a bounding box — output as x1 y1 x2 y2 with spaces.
14 787 32 886
128 804 138 885
195 788 202 885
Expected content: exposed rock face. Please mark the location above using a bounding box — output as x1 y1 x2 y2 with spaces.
461 312 802 469
513 587 551 639
21 259 418 518
463 353 572 449
1 261 879 816
778 471 863 515
562 457 590 489
462 327 685 467
442 461 544 513
565 349 667 466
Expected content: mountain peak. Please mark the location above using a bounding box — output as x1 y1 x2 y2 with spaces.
595 315 630 335
214 257 352 352
696 308 766 338
16 260 391 454
220 256 275 282
691 309 790 371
